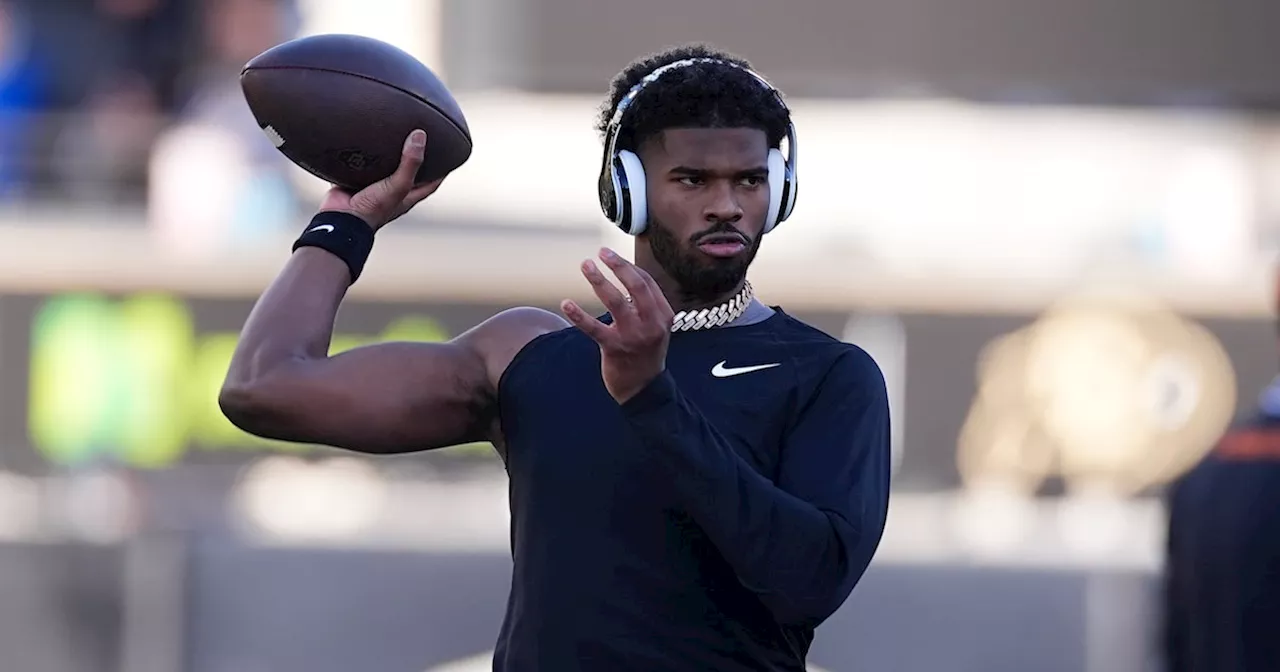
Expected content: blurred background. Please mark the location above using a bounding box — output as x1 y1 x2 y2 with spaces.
3 0 1280 670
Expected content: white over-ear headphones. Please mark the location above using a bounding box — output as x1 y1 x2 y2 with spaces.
596 58 799 236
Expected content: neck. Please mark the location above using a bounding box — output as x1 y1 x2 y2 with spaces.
638 262 746 313
671 282 747 313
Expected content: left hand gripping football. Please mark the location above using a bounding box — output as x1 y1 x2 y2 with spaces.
561 248 674 404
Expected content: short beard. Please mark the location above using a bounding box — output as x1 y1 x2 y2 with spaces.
646 217 761 306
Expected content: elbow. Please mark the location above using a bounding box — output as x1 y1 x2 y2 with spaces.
763 570 863 628
766 522 881 627
218 382 283 438
219 356 311 438
218 383 259 432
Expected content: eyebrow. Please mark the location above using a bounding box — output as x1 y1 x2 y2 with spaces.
669 165 769 177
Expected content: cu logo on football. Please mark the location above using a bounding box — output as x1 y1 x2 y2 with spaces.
337 148 379 171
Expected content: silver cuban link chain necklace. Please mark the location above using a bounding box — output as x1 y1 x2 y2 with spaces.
669 281 754 332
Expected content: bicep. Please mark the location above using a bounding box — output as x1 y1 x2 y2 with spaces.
225 339 493 454
222 306 571 454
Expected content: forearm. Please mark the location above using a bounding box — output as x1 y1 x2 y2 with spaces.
675 448 860 623
225 248 350 385
621 371 882 625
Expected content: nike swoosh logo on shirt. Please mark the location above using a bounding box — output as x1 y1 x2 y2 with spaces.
711 361 781 378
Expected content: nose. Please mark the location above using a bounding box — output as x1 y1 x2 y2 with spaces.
704 180 743 223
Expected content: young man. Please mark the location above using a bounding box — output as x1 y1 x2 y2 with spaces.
220 45 891 671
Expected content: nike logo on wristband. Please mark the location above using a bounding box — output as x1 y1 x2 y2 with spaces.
308 224 335 233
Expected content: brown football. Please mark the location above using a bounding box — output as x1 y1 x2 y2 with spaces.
240 34 472 192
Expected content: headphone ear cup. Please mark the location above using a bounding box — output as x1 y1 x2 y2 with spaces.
779 157 797 224
598 158 621 223
616 150 648 235
762 148 786 234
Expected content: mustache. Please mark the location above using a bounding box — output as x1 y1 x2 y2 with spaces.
692 222 750 245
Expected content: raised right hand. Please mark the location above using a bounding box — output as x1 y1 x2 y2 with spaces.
319 129 445 231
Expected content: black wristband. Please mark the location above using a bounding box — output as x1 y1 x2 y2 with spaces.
292 211 376 284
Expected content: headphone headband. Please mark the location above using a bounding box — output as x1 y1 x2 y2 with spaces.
603 58 790 159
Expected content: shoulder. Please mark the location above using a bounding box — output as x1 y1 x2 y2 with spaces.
767 312 886 392
470 306 570 337
456 307 572 389
809 344 887 410
767 311 862 356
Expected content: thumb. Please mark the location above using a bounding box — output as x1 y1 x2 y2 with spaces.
389 129 427 190
348 130 428 225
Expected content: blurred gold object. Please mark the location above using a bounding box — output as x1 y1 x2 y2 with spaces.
958 289 1237 497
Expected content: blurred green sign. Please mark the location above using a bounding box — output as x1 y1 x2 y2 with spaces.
28 293 453 468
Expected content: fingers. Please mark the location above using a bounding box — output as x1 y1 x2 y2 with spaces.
567 249 676 347
596 247 660 318
340 130 433 228
598 248 668 319
581 259 633 322
561 299 613 344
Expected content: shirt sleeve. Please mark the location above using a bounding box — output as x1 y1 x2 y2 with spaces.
619 348 892 627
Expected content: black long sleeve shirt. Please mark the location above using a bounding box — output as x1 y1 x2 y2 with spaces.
495 309 891 671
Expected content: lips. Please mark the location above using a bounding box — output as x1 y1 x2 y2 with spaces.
697 233 748 246
696 233 749 258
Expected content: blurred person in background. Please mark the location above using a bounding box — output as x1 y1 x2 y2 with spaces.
220 44 891 671
1163 269 1280 671
179 0 297 135
0 0 51 199
29 0 192 202
50 69 163 204
148 0 300 248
